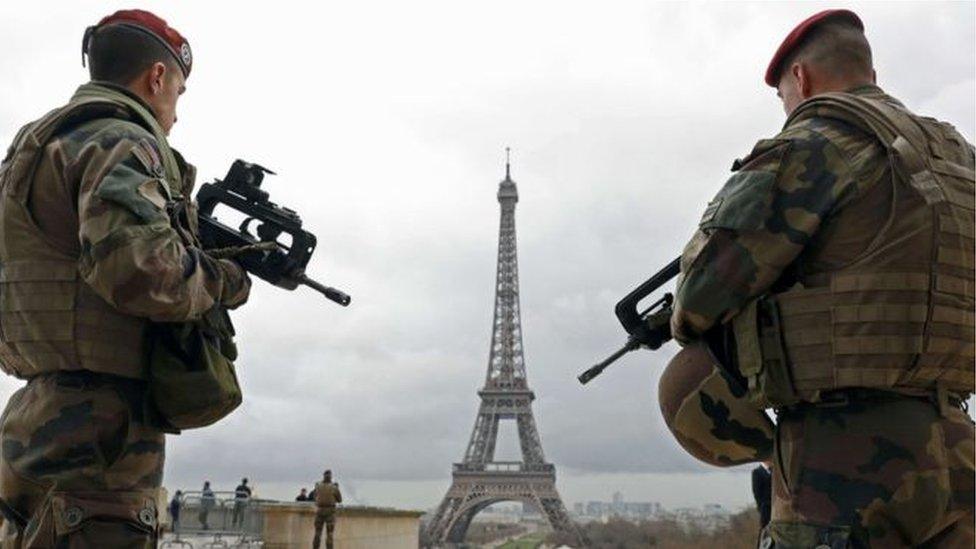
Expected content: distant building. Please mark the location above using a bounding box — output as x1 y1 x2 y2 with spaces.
672 504 731 533
471 503 522 524
571 495 732 531
573 493 662 522
703 503 726 515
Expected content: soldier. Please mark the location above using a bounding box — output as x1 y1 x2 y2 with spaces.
0 9 250 546
660 9 974 548
312 470 342 549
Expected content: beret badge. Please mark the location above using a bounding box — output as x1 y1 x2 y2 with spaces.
180 43 192 67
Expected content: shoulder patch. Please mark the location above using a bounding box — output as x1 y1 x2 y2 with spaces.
132 138 165 177
711 138 791 230
94 155 170 224
137 178 169 212
732 139 791 172
700 198 723 225
700 170 777 232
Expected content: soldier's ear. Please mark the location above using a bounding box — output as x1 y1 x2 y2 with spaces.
792 62 813 99
149 62 167 95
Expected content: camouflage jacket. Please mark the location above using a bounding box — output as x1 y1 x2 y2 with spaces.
37 83 250 321
671 85 975 344
0 83 252 379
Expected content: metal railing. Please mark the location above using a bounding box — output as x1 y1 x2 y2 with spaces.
161 491 263 549
453 461 556 474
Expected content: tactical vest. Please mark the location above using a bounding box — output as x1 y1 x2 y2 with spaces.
0 84 181 380
734 92 975 406
314 482 338 507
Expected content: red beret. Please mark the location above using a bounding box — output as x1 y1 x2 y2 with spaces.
83 9 192 78
765 9 863 87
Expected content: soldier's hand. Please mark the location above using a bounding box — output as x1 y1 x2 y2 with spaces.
217 258 252 308
646 308 672 331
636 308 673 349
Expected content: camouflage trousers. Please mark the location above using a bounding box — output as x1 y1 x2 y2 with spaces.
0 372 165 547
765 394 974 548
312 507 336 549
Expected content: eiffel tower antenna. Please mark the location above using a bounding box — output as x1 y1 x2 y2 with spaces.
424 151 583 545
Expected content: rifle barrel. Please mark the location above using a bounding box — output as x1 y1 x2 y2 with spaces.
299 275 351 306
578 338 640 385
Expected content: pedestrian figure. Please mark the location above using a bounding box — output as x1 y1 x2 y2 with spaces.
232 477 252 528
751 464 772 542
199 481 215 530
169 490 183 532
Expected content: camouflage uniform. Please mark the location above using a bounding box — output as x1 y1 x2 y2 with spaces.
312 481 342 549
0 82 249 546
658 342 774 467
670 85 974 548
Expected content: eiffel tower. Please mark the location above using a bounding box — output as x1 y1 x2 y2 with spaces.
425 151 582 545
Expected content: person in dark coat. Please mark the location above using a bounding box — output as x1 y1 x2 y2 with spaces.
752 464 772 534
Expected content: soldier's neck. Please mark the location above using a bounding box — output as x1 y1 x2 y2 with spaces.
89 80 159 120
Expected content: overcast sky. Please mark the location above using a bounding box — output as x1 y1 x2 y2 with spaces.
0 1 973 512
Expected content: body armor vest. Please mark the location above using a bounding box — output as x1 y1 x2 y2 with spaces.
314 482 338 507
0 84 181 380
734 92 975 406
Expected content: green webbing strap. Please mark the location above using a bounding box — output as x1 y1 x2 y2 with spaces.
834 335 924 355
0 260 76 281
932 305 975 326
732 299 761 380
938 246 974 270
830 272 929 293
939 214 975 236
831 303 928 323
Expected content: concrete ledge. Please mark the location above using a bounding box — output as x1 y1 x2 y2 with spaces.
262 503 424 549
339 506 426 519
262 503 424 518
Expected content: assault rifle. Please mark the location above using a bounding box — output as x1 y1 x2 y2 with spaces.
578 257 680 384
196 160 351 307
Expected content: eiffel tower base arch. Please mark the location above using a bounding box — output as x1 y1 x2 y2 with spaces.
424 467 580 545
